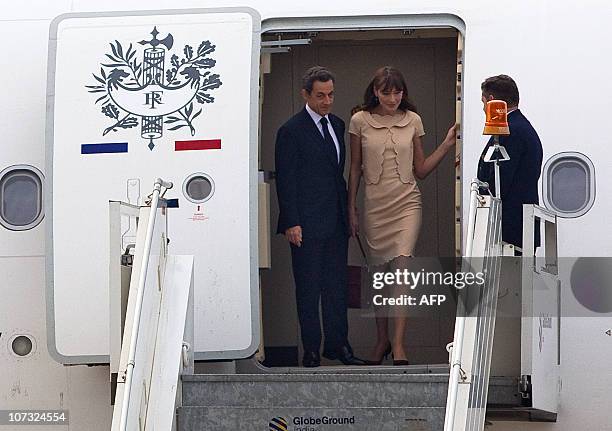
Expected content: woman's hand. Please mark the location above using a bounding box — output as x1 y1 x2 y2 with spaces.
349 207 359 237
443 123 459 149
413 123 459 179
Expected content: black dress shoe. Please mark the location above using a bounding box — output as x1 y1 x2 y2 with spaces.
302 350 320 367
323 345 367 366
322 344 353 360
321 348 336 360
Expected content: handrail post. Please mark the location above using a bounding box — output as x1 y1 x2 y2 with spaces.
444 178 487 431
119 178 172 431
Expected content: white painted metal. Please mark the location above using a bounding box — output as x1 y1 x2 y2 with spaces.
111 204 166 431
482 136 510 200
466 199 503 430
445 179 481 431
146 255 194 431
46 9 260 362
0 255 112 431
445 192 503 431
109 201 140 376
111 197 194 431
0 19 47 259
521 205 560 414
117 179 171 431
2 2 612 430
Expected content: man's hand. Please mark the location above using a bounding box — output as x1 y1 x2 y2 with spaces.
349 208 359 237
285 226 303 247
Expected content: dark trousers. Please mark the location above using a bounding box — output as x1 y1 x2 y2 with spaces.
291 229 349 353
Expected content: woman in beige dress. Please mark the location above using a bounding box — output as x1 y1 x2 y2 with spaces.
348 66 457 364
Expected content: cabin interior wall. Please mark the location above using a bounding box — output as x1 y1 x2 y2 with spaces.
260 32 458 365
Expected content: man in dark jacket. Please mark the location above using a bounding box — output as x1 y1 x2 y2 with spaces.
275 66 365 367
477 74 543 249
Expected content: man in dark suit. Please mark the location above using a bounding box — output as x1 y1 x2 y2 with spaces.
275 66 365 367
477 74 543 249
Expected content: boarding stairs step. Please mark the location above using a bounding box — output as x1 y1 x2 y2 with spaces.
177 372 448 430
176 372 524 430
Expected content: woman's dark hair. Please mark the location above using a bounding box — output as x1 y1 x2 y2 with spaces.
363 66 418 113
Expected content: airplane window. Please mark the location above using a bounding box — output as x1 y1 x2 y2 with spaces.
0 166 44 230
543 152 595 218
182 173 214 203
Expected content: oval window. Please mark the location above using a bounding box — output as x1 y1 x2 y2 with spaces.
182 173 215 204
543 153 595 218
0 166 44 230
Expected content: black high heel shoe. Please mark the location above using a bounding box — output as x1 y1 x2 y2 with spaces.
392 352 410 366
366 343 392 365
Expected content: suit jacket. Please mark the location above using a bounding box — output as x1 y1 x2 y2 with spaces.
477 109 543 248
275 107 348 239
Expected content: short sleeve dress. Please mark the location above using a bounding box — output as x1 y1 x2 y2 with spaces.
349 110 425 266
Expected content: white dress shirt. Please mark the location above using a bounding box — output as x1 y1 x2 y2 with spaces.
305 103 340 162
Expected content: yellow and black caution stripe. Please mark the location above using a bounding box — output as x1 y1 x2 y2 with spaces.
269 416 288 431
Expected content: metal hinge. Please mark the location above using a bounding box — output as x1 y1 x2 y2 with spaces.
121 244 135 266
519 375 532 400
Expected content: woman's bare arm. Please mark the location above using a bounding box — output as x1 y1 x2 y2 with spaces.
413 124 458 180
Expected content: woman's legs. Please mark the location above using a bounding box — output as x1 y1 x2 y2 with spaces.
370 264 391 362
372 315 390 359
389 255 411 361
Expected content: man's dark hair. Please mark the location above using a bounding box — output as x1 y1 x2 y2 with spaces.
481 74 520 107
302 66 335 93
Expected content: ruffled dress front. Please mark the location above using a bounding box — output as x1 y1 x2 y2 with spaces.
349 110 425 266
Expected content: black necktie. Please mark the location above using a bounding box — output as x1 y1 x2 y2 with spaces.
320 117 338 163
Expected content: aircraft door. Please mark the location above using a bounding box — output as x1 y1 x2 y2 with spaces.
47 8 261 363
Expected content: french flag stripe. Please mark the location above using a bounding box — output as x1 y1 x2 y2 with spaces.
81 143 128 154
175 139 221 151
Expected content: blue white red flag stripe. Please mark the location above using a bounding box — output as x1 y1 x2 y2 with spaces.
175 139 221 151
81 143 128 154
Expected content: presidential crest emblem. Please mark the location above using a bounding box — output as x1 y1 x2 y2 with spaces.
86 27 222 150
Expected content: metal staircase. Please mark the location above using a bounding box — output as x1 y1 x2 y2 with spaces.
172 181 513 431
175 368 533 430
109 180 557 431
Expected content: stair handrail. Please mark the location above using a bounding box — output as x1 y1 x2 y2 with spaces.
444 178 487 431
119 178 173 431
